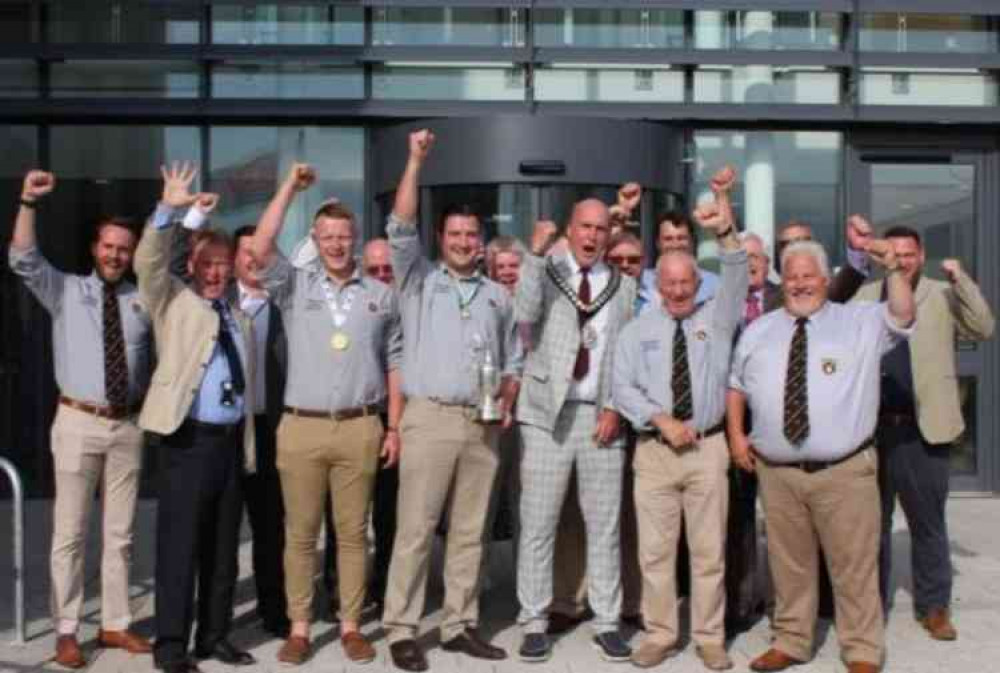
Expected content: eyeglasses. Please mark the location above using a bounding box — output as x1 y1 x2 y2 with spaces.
608 255 642 266
365 265 393 275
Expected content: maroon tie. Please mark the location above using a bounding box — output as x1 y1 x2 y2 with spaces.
573 268 591 380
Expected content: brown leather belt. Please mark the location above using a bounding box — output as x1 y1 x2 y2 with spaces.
59 395 139 420
639 421 725 448
283 405 379 421
771 435 875 474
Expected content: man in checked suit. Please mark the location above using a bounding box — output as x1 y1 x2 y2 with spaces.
514 201 637 663
136 163 257 673
855 226 993 641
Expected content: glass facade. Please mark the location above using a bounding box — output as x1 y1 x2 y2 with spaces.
2 3 1000 493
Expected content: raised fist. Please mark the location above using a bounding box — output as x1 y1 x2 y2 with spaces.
866 239 897 269
160 161 199 209
846 214 874 252
409 129 435 162
531 219 558 256
194 192 220 214
617 182 641 214
941 258 962 283
692 202 732 234
709 165 737 195
286 163 316 192
22 170 55 202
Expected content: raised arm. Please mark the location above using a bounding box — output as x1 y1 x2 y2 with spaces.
941 259 995 340
8 170 66 313
135 162 203 319
514 219 558 326
867 240 915 328
250 163 316 269
388 130 435 293
694 165 747 332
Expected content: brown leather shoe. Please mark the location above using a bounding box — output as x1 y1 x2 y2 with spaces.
277 635 311 666
341 631 375 664
919 607 958 641
749 648 805 672
98 629 152 654
55 635 86 669
846 663 880 673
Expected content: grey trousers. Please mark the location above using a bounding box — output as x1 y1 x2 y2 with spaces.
517 402 625 634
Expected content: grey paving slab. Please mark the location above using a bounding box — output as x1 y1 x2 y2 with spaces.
2 499 999 672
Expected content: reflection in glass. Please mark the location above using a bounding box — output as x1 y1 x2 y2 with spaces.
860 69 997 107
212 63 363 99
212 4 363 45
545 185 618 231
694 11 841 51
535 66 684 103
371 65 526 101
870 164 976 279
48 1 199 43
0 3 35 43
209 127 364 251
860 14 996 53
0 61 38 98
372 8 524 46
693 131 843 268
694 66 839 104
50 61 199 98
534 9 684 48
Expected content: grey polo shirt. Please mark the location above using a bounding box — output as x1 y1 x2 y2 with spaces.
387 215 518 406
258 253 402 413
614 248 748 433
729 300 912 462
8 244 152 407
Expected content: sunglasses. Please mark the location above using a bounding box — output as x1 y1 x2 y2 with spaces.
366 265 393 275
608 255 642 265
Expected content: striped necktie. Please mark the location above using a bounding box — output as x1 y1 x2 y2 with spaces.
671 318 693 421
102 281 128 409
783 317 810 445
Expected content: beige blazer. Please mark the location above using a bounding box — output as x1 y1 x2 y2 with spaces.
134 223 257 473
855 271 994 445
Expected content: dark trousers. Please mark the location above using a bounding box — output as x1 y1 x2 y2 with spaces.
724 467 762 634
878 424 952 617
243 414 286 626
154 422 244 667
323 463 399 607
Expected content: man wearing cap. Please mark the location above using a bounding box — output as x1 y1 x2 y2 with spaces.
9 170 153 668
381 129 518 672
727 239 915 673
250 164 403 665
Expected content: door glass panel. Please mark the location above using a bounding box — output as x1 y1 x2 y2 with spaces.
544 184 618 230
426 184 535 259
870 164 976 279
953 377 977 474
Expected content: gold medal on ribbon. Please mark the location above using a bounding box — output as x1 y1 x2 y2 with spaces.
330 332 351 351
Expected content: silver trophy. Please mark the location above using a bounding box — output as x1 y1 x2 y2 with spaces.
476 346 503 424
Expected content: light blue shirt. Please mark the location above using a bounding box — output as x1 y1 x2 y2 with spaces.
729 301 912 462
187 300 247 425
639 266 719 316
615 249 747 432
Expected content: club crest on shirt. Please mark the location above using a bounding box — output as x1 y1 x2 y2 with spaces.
368 301 378 312
821 358 837 375
695 329 708 341
488 298 498 309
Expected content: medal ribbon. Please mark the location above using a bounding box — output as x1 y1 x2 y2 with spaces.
322 276 357 329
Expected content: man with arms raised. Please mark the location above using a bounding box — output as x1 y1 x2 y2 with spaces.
250 165 402 665
9 171 153 667
727 239 915 673
381 130 517 672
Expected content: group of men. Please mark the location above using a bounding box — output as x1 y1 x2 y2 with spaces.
8 126 993 673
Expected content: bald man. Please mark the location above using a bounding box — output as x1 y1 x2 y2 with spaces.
362 238 394 286
514 199 637 663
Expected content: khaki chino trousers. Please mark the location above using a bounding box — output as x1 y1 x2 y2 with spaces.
49 404 144 634
383 398 500 643
277 413 381 623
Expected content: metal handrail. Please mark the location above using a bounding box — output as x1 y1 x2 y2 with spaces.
0 457 25 645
